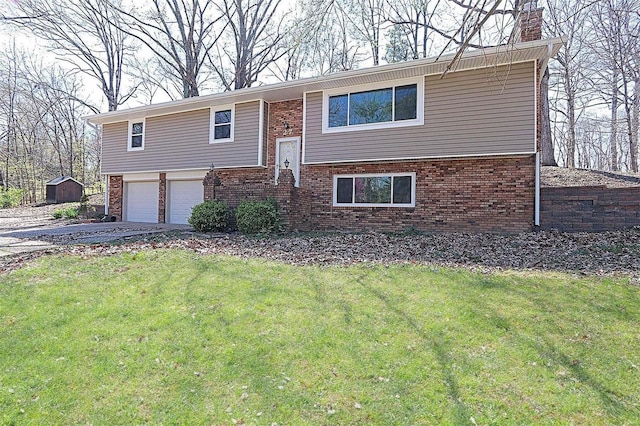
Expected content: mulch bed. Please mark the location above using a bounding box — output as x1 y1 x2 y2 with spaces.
2 229 639 282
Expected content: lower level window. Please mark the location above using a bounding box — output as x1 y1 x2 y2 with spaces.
333 173 415 207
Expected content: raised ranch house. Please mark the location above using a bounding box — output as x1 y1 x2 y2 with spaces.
87 9 563 233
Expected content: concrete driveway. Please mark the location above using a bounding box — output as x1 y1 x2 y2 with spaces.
0 205 190 256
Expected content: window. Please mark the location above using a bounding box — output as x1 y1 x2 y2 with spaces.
128 119 145 151
333 173 416 207
323 78 423 133
210 106 234 143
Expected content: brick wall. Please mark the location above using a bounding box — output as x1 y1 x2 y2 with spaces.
108 175 123 221
540 186 640 231
268 99 304 180
520 7 544 42
204 169 311 231
299 155 536 233
158 173 166 223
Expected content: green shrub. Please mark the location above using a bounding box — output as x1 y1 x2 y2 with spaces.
53 206 80 219
188 200 232 232
0 188 25 208
235 198 280 234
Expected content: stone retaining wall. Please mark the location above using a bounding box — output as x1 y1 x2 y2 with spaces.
540 186 640 231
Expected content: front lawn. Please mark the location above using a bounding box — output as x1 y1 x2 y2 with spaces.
1 250 639 424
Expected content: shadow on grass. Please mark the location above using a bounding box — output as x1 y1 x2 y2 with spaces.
462 273 637 417
353 272 472 424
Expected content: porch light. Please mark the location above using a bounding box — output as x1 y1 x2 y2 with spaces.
284 158 290 169
210 162 215 171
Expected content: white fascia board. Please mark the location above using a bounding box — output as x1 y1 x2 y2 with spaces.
122 172 160 182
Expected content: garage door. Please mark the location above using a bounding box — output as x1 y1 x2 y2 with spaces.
125 181 159 223
168 180 203 224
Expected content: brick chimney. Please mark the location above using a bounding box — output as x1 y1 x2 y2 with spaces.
518 1 544 42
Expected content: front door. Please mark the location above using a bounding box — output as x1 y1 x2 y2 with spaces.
275 137 300 186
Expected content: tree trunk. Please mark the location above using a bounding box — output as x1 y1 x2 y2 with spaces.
564 66 576 168
622 73 637 172
632 77 639 172
610 74 619 171
540 67 558 166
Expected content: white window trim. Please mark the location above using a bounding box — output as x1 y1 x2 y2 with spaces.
209 104 235 144
322 77 424 134
127 118 145 151
332 172 416 207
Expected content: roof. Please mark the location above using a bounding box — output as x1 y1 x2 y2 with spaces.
85 36 565 126
46 176 84 186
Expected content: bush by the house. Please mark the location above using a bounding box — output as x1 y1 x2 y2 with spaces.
0 188 25 208
188 200 232 232
235 198 280 234
53 206 80 219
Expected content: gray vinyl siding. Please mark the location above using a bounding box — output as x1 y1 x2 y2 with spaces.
101 101 262 174
304 62 535 164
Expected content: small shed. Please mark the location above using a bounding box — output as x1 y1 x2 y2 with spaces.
46 176 83 204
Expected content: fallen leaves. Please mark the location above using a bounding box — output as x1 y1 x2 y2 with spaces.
2 227 640 279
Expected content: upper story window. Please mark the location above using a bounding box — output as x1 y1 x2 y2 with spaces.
128 119 145 151
210 105 234 143
323 78 424 133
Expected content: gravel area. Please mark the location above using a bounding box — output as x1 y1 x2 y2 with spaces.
0 202 75 232
2 229 639 281
541 166 640 188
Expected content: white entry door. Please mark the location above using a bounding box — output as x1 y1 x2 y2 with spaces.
275 137 300 186
167 180 204 224
125 181 159 223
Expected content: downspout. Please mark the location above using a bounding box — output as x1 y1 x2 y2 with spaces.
104 175 109 215
535 152 540 227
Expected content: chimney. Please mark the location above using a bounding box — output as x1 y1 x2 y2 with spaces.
519 1 544 42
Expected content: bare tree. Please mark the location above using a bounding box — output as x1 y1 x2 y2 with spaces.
2 0 135 111
0 46 98 202
339 0 387 65
114 0 224 98
591 0 640 172
210 0 288 90
545 0 595 168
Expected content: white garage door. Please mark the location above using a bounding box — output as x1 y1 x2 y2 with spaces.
125 181 159 223
168 180 204 224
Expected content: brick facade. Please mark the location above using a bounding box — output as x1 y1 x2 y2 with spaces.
520 7 544 43
108 175 123 221
299 156 536 233
519 6 545 151
268 99 304 180
158 173 166 223
204 168 312 231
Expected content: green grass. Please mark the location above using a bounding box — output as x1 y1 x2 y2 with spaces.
1 250 639 425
